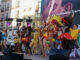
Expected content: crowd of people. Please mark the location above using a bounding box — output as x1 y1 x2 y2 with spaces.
0 13 80 58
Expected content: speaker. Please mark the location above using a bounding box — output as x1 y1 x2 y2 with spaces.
17 19 23 22
49 49 70 60
49 54 69 60
3 48 12 55
6 18 13 21
2 53 23 60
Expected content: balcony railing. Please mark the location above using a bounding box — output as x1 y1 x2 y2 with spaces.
5 7 9 11
1 8 4 12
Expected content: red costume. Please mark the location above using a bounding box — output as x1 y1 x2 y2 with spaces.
58 17 74 49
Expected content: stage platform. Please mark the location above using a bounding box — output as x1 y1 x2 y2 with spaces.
0 52 80 60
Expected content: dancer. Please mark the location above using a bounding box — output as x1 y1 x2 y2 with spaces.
42 30 48 57
1 29 7 52
25 27 32 54
14 30 21 52
21 26 26 54
70 24 80 48
69 25 80 58
40 22 47 57
58 13 75 49
30 27 40 54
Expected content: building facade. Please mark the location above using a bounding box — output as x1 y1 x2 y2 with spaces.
0 0 41 28
0 0 40 19
0 0 12 28
0 0 11 20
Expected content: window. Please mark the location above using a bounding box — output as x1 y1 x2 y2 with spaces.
5 3 9 11
0 5 1 11
16 1 19 7
1 14 4 20
6 13 8 18
0 0 3 2
16 10 19 18
17 10 19 18
39 0 41 1
1 6 4 12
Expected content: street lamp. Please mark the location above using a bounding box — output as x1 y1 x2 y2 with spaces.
16 18 23 30
26 17 32 27
6 18 13 27
23 17 26 27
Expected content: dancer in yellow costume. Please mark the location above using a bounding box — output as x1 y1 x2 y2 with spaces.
70 24 80 48
30 27 40 54
14 31 21 52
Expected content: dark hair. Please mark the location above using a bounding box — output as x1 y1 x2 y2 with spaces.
62 17 72 32
62 17 72 27
74 24 78 28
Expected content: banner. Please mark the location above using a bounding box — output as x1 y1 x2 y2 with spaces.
41 0 80 24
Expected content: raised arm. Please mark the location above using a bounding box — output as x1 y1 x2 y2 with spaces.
72 13 75 21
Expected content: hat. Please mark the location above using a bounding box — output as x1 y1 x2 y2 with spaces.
62 17 72 26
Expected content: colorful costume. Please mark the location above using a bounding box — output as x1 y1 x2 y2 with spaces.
70 28 80 40
14 36 21 44
69 28 80 48
43 33 48 40
30 28 40 54
1 33 6 40
58 17 74 49
58 33 73 41
21 32 26 43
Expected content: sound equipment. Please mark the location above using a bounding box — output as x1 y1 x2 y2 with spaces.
3 48 12 55
49 49 71 60
6 18 13 21
2 53 23 60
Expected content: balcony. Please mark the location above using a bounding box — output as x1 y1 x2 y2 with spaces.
5 3 9 11
1 8 4 12
16 1 20 8
1 0 9 2
16 4 19 8
1 18 4 20
5 7 9 11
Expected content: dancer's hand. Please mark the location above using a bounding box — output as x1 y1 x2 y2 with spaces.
72 13 75 18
